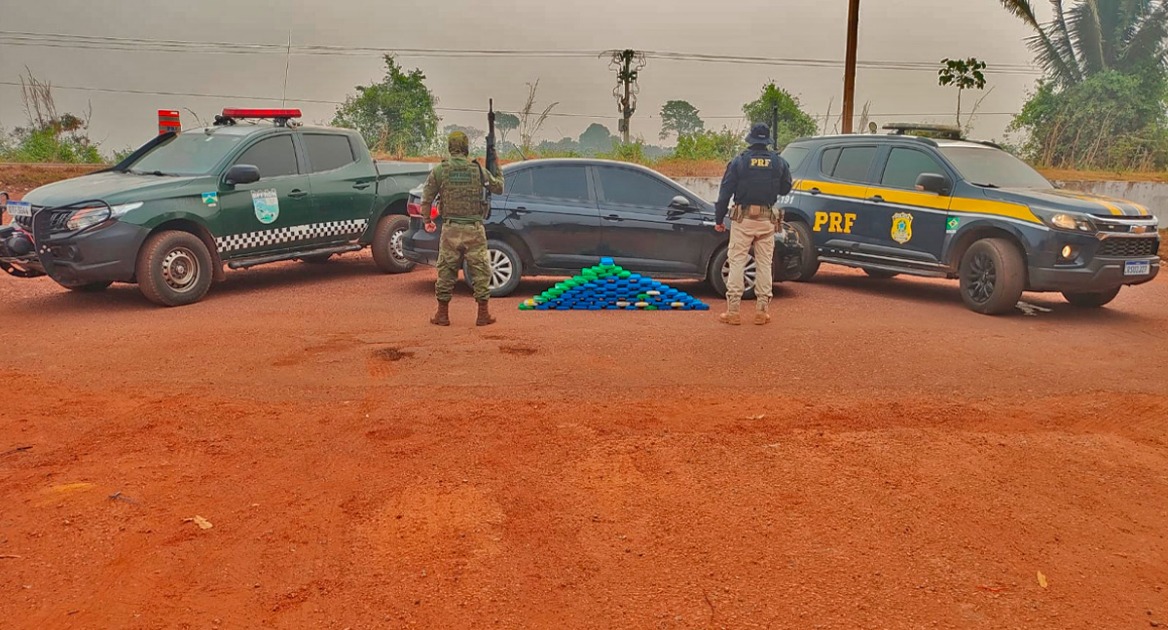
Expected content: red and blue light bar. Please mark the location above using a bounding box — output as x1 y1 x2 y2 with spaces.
221 108 302 119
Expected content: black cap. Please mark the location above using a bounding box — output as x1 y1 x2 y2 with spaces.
744 122 771 145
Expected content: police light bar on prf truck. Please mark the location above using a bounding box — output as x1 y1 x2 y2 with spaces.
217 108 302 127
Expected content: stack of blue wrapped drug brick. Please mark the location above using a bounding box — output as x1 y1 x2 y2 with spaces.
519 257 709 311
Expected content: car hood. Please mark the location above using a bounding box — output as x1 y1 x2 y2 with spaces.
987 186 1153 218
22 170 203 208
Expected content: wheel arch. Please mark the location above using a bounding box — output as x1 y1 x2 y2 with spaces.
946 223 1030 272
485 227 535 268
146 218 225 282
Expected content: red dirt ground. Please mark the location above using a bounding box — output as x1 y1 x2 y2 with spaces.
1 257 1166 629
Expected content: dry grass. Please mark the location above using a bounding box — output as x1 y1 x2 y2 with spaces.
1040 168 1168 183
0 163 104 196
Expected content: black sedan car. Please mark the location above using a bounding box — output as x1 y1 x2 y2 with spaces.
402 158 802 297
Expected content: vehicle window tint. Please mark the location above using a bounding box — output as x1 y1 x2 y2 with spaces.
598 167 677 207
820 148 841 175
780 146 810 172
506 169 533 196
831 146 876 183
880 148 946 190
235 135 298 178
304 134 355 172
530 166 590 201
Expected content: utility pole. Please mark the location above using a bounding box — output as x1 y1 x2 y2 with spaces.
841 0 860 134
605 49 645 144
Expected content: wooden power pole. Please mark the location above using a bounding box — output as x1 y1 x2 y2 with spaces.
606 49 645 144
841 0 860 134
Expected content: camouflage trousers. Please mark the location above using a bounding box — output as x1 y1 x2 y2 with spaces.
435 222 491 302
726 217 775 313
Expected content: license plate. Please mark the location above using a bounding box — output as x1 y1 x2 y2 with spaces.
1124 260 1151 276
6 200 31 218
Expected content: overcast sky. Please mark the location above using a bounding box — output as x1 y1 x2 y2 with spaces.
0 0 1050 152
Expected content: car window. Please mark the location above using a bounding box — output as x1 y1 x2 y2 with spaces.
234 135 298 178
820 148 841 176
598 167 678 207
506 169 533 196
939 146 1053 189
831 146 877 183
780 146 810 172
880 147 947 190
529 165 590 202
303 134 355 173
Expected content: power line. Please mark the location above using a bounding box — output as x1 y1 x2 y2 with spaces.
0 30 1043 74
0 80 1020 121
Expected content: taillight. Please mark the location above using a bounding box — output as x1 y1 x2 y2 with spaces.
430 204 439 220
406 201 422 217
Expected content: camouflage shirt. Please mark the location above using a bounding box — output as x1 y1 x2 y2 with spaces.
420 157 504 221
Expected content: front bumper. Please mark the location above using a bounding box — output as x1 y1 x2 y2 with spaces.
8 220 150 285
1028 256 1160 292
1027 231 1160 292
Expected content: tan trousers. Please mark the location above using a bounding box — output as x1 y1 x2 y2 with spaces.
726 218 775 313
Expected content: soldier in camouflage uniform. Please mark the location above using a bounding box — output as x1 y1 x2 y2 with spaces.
420 131 505 326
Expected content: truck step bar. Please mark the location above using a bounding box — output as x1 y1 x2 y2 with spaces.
227 243 363 270
818 256 951 279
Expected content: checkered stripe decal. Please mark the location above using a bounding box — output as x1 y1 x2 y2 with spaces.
215 219 368 254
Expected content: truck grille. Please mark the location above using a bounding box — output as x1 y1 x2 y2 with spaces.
1098 238 1159 258
12 208 73 233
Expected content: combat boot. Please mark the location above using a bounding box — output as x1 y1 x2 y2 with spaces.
719 311 741 325
476 299 496 326
754 300 771 325
430 300 450 326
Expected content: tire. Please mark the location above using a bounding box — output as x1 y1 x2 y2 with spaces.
299 253 333 264
958 237 1026 315
788 221 820 282
708 246 758 299
463 239 522 297
136 230 214 307
60 280 113 292
1062 287 1120 308
863 268 900 279
372 214 416 274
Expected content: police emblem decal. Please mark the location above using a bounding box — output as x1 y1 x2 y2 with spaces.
891 212 913 244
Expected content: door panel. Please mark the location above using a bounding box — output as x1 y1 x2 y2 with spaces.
863 146 953 262
303 132 373 247
797 145 876 254
594 165 710 275
216 134 315 258
503 165 601 269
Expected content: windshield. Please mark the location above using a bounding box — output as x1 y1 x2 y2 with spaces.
940 146 1052 189
127 132 246 176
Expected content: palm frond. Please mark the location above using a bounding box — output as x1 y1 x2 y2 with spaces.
1070 0 1109 73
1119 0 1168 71
1049 0 1085 81
1000 0 1082 84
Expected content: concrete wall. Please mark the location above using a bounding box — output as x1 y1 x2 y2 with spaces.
675 177 1167 224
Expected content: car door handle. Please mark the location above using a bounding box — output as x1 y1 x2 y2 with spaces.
869 194 884 202
603 214 624 222
809 187 821 195
512 206 529 214
289 189 309 199
352 183 371 190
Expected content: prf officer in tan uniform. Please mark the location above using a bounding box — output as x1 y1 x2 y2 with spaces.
713 122 793 325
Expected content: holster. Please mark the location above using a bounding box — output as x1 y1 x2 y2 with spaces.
733 204 771 222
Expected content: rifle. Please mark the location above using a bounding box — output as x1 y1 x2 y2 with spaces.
770 104 779 150
482 99 497 220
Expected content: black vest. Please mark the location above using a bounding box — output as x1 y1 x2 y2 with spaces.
734 148 783 206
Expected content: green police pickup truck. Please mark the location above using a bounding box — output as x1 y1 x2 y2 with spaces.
0 108 432 306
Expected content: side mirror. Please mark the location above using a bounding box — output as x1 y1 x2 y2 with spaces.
224 164 260 187
668 195 693 210
915 173 950 195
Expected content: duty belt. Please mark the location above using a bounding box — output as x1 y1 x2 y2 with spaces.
444 216 483 225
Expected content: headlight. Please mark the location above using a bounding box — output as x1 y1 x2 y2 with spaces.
1036 210 1094 232
66 202 142 231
